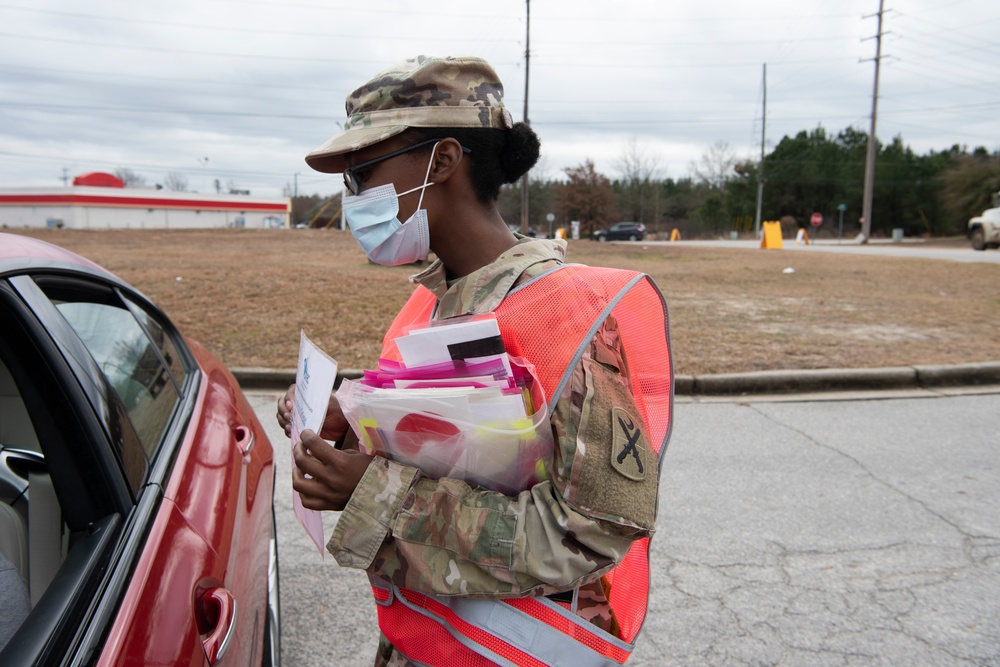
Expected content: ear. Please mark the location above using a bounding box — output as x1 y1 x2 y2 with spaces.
428 138 466 184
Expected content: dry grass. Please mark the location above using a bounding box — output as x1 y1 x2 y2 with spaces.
7 228 1000 375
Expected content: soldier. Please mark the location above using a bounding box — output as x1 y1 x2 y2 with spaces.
277 55 673 666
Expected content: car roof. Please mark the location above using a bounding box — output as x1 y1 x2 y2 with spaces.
0 232 117 280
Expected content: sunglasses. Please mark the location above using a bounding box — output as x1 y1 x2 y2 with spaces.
343 138 471 195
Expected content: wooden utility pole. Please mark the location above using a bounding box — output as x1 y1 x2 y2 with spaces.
520 0 530 235
754 63 766 239
861 0 886 242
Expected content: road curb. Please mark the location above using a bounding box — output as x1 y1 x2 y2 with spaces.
232 361 1000 396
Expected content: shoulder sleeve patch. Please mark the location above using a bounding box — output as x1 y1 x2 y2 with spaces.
563 357 659 531
611 407 647 481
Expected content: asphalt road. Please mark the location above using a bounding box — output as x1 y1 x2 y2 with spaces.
642 238 1000 264
248 386 1000 666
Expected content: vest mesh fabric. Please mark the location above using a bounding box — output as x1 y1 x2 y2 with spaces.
372 265 672 665
494 267 672 452
602 276 673 453
384 284 437 353
494 266 625 400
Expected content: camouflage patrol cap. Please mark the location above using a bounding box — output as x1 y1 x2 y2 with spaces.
305 55 515 173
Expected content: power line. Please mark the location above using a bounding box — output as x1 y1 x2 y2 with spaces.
0 63 336 93
2 1 997 191
0 29 864 71
0 2 520 26
0 101 332 120
0 4 861 48
887 62 998 96
0 31 516 66
891 38 997 76
4 96 996 128
203 0 858 24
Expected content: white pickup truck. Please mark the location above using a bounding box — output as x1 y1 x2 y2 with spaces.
969 192 1000 251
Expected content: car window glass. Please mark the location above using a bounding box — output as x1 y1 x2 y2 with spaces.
44 291 181 460
123 295 187 391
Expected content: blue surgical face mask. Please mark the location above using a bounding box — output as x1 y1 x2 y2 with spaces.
342 144 437 266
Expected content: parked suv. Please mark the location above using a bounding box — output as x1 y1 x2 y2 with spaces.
969 192 1000 251
593 222 646 242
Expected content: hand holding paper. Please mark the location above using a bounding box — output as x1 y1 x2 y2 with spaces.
290 430 372 510
290 331 338 554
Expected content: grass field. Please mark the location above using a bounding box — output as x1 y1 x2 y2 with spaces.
7 228 1000 375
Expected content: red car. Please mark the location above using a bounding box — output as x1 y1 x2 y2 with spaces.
0 233 279 666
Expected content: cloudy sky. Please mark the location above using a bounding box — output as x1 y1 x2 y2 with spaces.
1 0 997 199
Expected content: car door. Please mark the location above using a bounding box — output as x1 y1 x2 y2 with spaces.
0 274 142 665
98 340 273 667
0 268 270 665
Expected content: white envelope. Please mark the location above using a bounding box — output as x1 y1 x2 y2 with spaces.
395 316 512 377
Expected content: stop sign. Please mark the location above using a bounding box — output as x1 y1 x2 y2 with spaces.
810 212 823 227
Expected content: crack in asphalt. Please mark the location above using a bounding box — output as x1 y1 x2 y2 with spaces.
746 404 996 546
631 405 999 666
647 549 993 666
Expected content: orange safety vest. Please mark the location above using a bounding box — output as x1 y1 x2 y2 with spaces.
373 264 673 667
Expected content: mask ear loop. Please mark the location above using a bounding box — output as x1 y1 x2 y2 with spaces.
415 141 440 212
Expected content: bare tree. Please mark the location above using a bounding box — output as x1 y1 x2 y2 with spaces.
114 168 146 187
691 140 738 189
616 138 661 184
164 172 189 192
615 137 663 227
938 152 1000 221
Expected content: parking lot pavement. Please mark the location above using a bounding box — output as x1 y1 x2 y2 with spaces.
248 388 1000 666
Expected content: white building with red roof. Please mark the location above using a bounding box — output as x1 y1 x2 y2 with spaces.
0 172 289 230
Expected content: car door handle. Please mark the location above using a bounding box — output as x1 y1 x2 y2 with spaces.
201 587 238 665
234 424 255 457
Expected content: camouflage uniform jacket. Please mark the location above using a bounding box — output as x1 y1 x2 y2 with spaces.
328 236 661 663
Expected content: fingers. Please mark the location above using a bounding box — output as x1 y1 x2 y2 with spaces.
320 393 350 442
340 428 362 452
299 429 339 464
279 385 294 412
291 464 340 510
291 437 340 510
291 432 373 512
276 385 295 437
280 387 349 442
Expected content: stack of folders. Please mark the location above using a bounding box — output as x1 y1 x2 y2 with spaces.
336 314 554 495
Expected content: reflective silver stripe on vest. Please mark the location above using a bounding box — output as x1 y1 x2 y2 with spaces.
391 587 521 667
393 585 630 667
446 594 629 667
